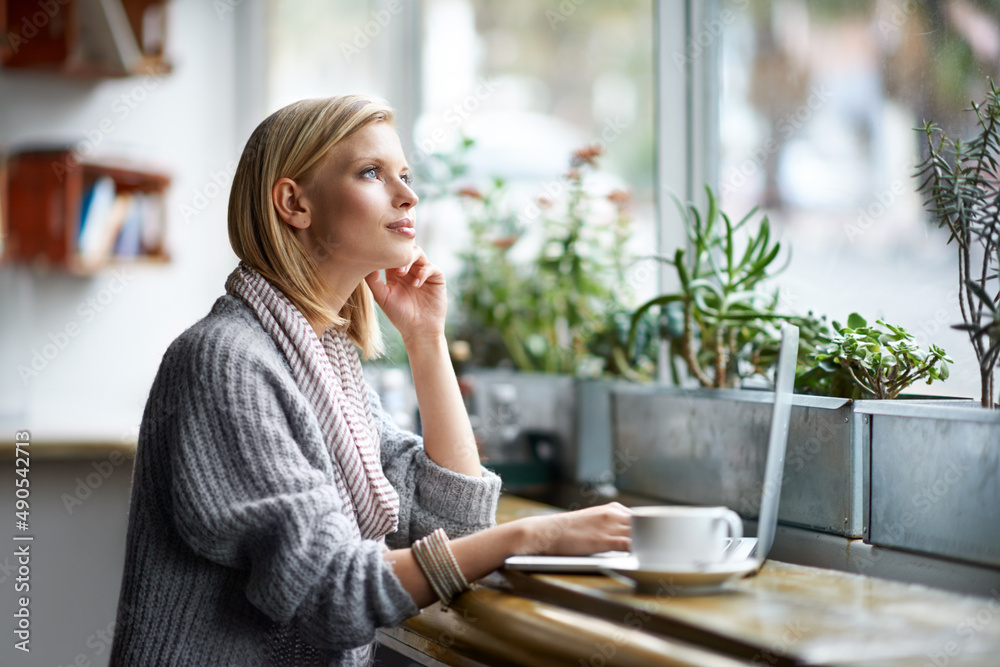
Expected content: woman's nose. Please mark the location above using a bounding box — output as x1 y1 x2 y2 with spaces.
397 182 418 209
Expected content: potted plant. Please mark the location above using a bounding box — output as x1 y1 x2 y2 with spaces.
613 85 1000 572
844 81 1000 570
614 187 871 536
916 80 1000 409
614 186 963 543
626 185 818 388
437 143 655 488
452 146 648 377
812 314 952 400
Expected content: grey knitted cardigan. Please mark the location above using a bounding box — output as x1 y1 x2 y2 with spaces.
109 294 502 666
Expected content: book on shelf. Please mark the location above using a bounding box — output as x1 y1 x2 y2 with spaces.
113 192 145 258
3 149 171 271
77 176 118 259
88 193 131 269
75 0 144 74
138 193 165 255
78 183 167 267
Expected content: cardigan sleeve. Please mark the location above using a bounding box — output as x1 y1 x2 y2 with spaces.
166 328 419 652
368 385 502 550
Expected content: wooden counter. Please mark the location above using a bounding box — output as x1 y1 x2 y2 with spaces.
0 440 136 461
379 495 1000 666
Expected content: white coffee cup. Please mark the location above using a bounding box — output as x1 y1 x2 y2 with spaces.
630 506 743 569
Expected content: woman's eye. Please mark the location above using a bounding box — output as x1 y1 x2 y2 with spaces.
401 173 413 186
362 167 379 179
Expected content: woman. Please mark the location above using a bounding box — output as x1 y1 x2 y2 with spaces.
109 94 631 666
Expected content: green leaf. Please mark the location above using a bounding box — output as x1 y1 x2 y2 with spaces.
627 294 683 357
966 279 995 308
847 313 867 329
675 248 690 289
723 212 735 273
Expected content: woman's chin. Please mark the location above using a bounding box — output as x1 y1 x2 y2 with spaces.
388 246 417 268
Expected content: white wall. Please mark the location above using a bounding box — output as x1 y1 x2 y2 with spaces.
0 456 134 667
0 2 257 665
0 0 253 441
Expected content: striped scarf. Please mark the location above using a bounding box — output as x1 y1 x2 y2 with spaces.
225 262 400 540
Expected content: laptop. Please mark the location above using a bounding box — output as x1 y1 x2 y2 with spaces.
504 322 799 574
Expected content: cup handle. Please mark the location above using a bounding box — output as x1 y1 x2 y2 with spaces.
717 509 743 560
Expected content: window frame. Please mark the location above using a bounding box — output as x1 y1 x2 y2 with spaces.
654 0 722 378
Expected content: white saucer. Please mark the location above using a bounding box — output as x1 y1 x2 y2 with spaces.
600 559 759 595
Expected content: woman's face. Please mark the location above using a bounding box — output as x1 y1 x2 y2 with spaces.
295 121 418 278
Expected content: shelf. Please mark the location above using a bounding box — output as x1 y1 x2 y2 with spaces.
0 0 171 78
2 149 171 274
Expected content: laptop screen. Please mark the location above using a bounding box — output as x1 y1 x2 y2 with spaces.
754 322 799 561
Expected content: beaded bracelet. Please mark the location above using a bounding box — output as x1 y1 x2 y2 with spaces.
412 527 469 606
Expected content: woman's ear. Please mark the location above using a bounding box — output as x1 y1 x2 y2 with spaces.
272 177 310 230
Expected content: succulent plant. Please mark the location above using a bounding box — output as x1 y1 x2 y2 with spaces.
813 314 952 401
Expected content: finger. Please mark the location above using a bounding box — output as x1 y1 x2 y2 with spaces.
411 261 439 287
386 263 422 288
593 502 629 517
398 248 434 286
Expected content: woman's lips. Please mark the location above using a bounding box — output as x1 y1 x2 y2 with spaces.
387 218 415 238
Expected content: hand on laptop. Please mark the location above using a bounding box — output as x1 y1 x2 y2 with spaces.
513 502 632 556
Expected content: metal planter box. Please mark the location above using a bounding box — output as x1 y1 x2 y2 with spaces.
465 372 1000 566
860 401 1000 568
612 385 867 537
466 370 575 455
465 371 628 485
572 378 634 484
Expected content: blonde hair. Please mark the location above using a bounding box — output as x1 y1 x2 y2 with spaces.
229 95 396 359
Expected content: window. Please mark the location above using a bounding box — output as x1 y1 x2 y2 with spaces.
266 0 656 297
265 1 993 396
717 0 1000 398
718 0 1000 396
